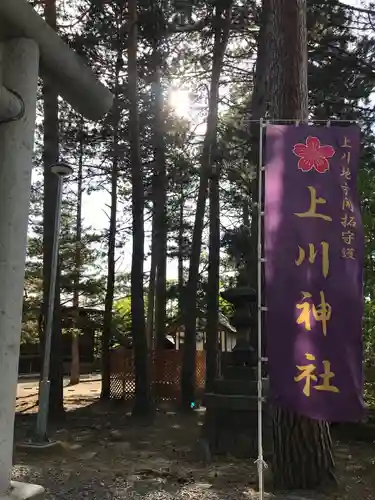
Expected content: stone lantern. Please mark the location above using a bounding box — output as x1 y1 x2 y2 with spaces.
202 283 269 458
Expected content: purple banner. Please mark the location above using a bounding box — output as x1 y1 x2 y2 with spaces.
264 124 365 422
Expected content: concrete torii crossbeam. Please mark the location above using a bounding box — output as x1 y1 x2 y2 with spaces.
0 1 113 499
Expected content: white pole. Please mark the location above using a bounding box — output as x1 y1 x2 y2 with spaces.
0 38 39 494
35 176 62 442
36 163 72 443
256 118 266 499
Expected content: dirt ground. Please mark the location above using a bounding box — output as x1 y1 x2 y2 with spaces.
12 378 375 500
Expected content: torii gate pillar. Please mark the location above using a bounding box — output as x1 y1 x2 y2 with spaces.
0 38 40 499
0 1 113 499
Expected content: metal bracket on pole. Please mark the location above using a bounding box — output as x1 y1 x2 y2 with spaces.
0 43 24 122
0 85 24 122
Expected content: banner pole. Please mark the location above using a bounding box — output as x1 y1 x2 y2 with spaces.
256 118 267 499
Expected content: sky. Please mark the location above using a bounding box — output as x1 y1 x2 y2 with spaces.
81 89 193 281
341 0 360 5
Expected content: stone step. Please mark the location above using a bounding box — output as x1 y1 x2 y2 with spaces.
203 393 265 411
222 365 256 380
222 364 268 379
212 378 269 395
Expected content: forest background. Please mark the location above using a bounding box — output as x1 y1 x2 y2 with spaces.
23 0 375 416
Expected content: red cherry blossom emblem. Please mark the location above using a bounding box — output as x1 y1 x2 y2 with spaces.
292 136 335 173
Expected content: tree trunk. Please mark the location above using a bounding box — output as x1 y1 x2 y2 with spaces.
178 185 185 316
152 60 167 349
70 332 80 385
42 0 64 421
242 200 250 227
181 1 232 408
205 3 232 391
128 0 153 416
146 243 156 349
70 124 84 386
251 0 335 489
205 166 220 390
272 407 335 489
181 172 207 406
101 51 121 400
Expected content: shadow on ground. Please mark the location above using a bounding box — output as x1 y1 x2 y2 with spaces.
12 401 375 500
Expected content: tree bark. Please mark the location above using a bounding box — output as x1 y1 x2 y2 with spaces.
242 200 250 227
251 0 335 490
152 58 168 349
70 124 84 386
181 1 232 408
128 0 153 416
146 242 156 349
272 407 335 489
205 165 221 390
205 2 232 391
178 184 185 316
42 0 64 421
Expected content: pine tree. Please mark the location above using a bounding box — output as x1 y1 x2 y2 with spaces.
182 0 234 408
128 0 153 416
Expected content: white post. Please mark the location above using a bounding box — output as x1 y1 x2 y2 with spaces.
36 163 73 443
0 38 39 495
256 119 267 499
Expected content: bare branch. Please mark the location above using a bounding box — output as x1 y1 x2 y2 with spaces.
338 1 375 16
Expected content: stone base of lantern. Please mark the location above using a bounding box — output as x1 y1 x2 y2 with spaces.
0 482 44 500
202 401 259 458
202 378 271 459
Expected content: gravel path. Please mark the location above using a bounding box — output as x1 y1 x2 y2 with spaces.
12 405 261 500
12 462 262 500
13 400 375 500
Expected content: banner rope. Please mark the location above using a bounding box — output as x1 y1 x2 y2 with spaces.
256 117 267 499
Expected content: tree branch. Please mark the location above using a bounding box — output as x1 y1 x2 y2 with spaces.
169 18 209 34
338 1 375 16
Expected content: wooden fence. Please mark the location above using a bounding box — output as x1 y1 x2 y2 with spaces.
110 347 206 402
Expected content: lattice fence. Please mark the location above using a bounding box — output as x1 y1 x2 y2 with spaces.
110 347 206 402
